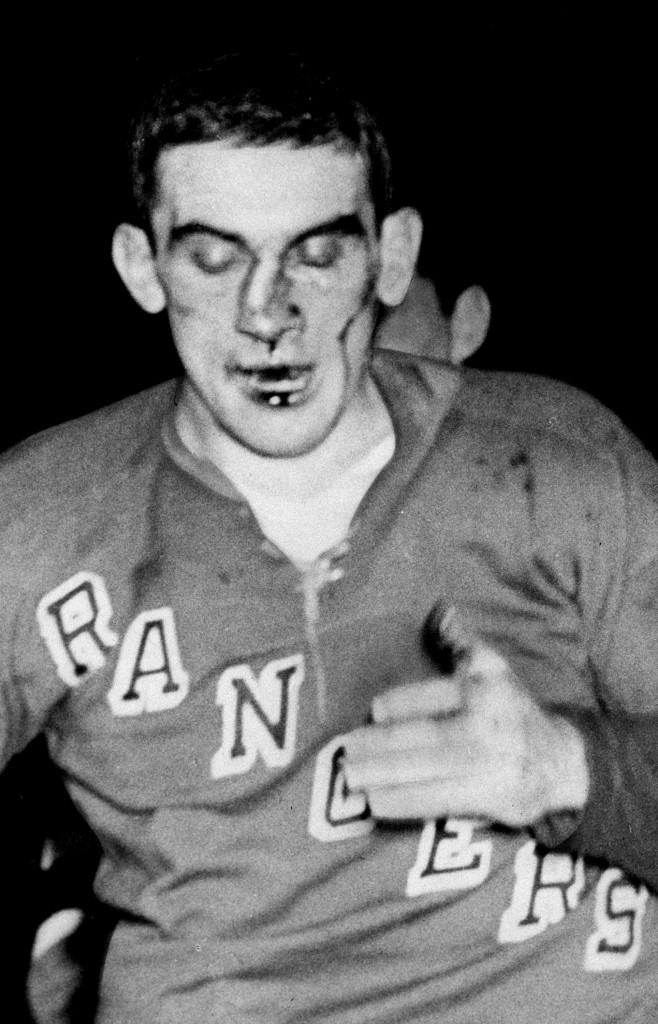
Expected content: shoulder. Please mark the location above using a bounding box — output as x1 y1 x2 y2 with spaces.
382 349 653 468
0 381 177 517
455 368 627 453
456 368 658 503
0 381 178 581
375 350 657 513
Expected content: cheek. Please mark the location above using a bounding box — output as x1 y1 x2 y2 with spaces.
165 289 235 368
296 266 378 332
160 262 240 321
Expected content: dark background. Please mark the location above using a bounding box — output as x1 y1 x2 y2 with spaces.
2 17 655 454
1 17 655 1021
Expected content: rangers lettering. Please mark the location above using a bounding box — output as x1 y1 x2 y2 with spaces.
406 818 492 896
37 571 118 686
308 736 373 843
584 868 649 971
499 841 585 943
107 608 190 716
212 654 304 778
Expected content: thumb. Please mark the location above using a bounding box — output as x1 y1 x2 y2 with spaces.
424 604 507 678
423 603 476 672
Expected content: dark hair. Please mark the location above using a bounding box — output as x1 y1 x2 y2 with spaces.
129 53 394 230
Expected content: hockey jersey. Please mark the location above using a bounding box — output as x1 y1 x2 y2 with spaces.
1 351 657 1022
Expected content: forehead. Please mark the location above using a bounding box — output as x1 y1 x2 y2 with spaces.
153 141 373 239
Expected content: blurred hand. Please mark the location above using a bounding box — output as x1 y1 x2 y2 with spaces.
343 607 589 828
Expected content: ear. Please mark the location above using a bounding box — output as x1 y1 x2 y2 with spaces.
449 285 491 363
111 223 166 314
376 208 423 307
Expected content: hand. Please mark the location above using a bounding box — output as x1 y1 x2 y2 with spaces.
343 607 589 828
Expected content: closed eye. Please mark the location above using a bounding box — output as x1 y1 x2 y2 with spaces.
188 239 244 274
291 234 344 270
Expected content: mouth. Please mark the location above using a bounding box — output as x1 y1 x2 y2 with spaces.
231 364 315 408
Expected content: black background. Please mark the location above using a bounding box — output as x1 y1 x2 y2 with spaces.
2 16 655 454
1 17 655 1019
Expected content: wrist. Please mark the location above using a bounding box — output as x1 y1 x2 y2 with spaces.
545 715 590 814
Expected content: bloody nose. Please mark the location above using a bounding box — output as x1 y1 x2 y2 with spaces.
237 263 302 347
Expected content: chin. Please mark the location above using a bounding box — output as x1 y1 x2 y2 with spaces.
240 412 340 459
242 431 331 460
227 391 345 459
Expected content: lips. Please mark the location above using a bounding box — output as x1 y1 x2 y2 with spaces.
231 364 315 407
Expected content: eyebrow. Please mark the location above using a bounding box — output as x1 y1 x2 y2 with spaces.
294 214 366 245
168 213 366 250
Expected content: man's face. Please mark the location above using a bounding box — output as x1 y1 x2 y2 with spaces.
149 141 383 458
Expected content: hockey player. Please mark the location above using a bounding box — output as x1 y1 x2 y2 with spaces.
26 278 493 1023
2 53 657 1022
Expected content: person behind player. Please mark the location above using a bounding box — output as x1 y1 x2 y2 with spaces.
2 54 657 1023
377 277 491 362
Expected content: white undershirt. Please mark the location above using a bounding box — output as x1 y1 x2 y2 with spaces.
185 378 395 567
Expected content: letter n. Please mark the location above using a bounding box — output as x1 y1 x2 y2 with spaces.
107 608 189 716
211 654 304 778
37 572 118 686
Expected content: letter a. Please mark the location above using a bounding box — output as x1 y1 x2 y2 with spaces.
107 608 189 716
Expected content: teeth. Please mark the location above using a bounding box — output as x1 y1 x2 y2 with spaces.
235 366 312 410
239 367 310 390
263 391 305 408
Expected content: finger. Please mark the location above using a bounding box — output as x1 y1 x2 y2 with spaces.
343 743 473 791
344 718 442 760
468 644 509 680
423 603 475 672
366 768 539 827
366 777 490 821
432 604 478 650
371 678 463 725
425 604 508 681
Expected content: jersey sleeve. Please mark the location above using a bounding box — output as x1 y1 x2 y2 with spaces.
0 572 53 771
533 710 658 892
0 462 77 772
533 421 658 892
